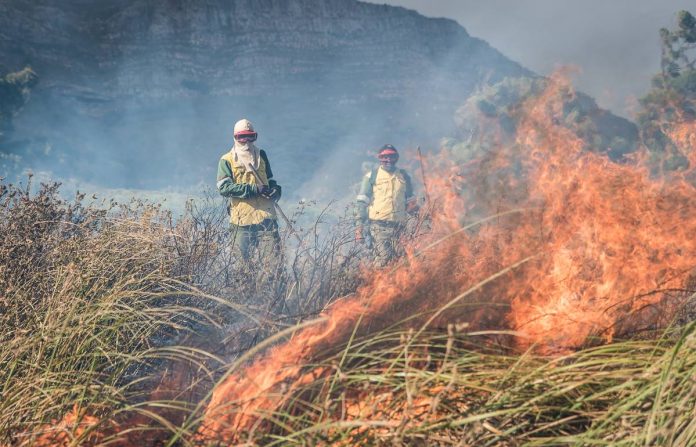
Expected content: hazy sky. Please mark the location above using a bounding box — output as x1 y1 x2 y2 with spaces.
371 0 694 118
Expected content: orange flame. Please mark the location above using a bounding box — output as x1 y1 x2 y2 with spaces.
197 72 696 442
668 121 696 169
12 405 104 447
507 73 696 348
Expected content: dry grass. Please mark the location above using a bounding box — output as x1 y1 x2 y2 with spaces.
1 177 694 446
227 323 696 446
0 177 363 445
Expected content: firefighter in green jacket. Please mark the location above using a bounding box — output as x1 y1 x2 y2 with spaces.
217 118 282 262
355 144 417 267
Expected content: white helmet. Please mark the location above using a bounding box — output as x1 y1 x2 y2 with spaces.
233 118 257 142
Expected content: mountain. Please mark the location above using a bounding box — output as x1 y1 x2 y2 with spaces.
1 0 532 195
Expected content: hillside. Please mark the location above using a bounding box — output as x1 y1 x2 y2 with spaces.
0 0 530 194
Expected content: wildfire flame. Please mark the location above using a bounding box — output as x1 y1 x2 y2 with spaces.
507 75 696 347
8 405 104 447
197 72 696 442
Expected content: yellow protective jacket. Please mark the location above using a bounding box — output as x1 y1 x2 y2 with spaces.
355 166 414 224
216 149 279 226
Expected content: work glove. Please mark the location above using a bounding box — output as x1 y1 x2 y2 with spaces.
355 226 365 244
256 185 271 198
266 185 282 201
406 198 419 215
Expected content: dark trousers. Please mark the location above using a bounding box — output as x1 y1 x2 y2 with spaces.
231 219 280 263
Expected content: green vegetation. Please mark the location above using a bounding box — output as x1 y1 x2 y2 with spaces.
449 10 696 175
450 76 639 164
637 10 696 170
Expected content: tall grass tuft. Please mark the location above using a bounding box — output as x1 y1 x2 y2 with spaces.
0 179 207 444
228 323 696 446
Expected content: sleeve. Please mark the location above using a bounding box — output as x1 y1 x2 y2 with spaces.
216 158 257 199
402 170 414 200
259 150 274 180
355 172 372 225
356 172 373 205
260 150 282 200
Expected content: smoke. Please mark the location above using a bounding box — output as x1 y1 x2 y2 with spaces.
374 0 694 117
1 0 525 214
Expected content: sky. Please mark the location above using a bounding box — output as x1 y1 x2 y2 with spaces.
371 0 694 118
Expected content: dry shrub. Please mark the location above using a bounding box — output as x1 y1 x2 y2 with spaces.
0 177 364 445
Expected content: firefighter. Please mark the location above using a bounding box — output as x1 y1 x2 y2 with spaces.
216 118 282 263
355 144 418 267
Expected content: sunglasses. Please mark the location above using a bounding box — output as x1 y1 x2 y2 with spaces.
235 133 257 143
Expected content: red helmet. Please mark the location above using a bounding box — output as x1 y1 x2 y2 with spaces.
378 144 399 161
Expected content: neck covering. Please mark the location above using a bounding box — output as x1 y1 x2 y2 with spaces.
231 119 260 169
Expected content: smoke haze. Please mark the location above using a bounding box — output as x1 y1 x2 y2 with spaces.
374 0 693 117
1 0 530 208
1 0 665 210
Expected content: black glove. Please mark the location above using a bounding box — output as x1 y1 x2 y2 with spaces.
256 185 271 198
267 180 282 201
266 185 281 201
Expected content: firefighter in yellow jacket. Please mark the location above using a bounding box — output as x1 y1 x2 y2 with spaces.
217 119 282 262
355 144 417 267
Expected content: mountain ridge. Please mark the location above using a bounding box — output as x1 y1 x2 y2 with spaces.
0 0 542 194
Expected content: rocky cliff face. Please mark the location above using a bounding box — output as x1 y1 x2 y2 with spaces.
0 0 529 192
2 0 524 97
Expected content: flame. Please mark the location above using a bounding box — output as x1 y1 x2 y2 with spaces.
197 72 696 442
196 169 503 439
507 74 696 348
10 404 105 447
668 121 696 168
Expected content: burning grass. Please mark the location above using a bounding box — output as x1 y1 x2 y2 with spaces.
195 72 696 444
204 322 696 446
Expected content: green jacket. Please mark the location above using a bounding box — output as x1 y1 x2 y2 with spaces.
217 150 279 197
217 149 282 225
